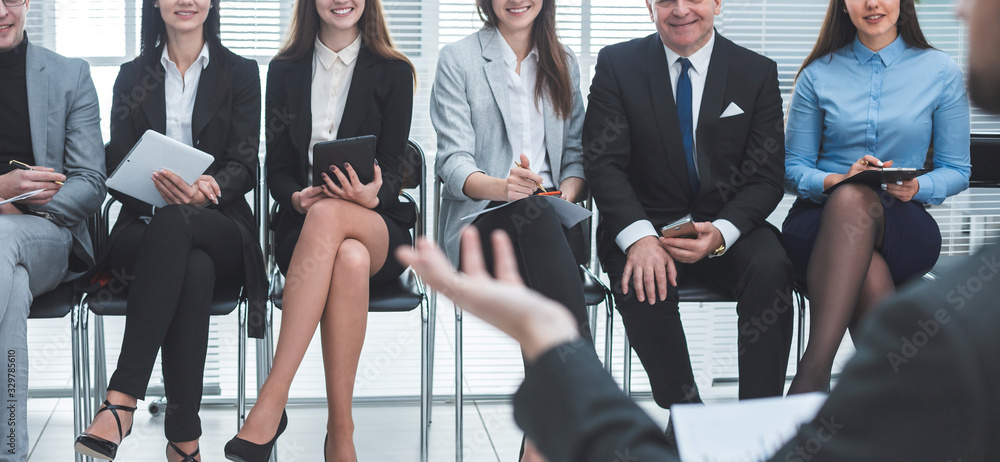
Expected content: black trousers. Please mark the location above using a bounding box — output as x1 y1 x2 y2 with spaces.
105 205 243 442
469 196 593 342
604 226 794 408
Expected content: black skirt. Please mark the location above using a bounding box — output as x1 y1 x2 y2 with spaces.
782 190 942 284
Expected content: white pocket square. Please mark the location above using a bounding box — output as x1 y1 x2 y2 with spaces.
720 102 745 118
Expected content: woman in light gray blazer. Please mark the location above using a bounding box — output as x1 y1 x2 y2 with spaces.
430 2 589 459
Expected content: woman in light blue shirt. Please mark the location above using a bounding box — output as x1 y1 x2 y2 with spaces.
783 0 970 394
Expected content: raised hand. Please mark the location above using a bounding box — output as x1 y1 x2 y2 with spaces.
396 227 579 362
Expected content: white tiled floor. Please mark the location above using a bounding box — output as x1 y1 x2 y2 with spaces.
25 272 854 461
25 396 676 462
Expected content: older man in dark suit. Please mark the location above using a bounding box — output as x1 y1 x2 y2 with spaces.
583 0 794 409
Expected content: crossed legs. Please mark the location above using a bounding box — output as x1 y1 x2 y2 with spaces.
789 185 895 394
237 198 389 462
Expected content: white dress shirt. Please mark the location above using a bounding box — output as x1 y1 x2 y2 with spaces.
615 31 741 256
308 33 362 180
161 43 210 147
499 33 554 189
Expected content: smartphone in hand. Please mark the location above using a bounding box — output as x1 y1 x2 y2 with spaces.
660 215 698 239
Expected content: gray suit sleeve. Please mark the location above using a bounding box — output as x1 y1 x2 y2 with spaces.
32 61 106 226
559 47 586 184
431 45 485 200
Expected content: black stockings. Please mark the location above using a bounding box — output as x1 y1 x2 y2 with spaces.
789 185 896 394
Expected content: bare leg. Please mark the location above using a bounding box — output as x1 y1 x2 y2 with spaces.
237 199 389 443
848 252 895 340
322 239 371 462
789 185 886 394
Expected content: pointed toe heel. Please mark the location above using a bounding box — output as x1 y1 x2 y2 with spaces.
224 410 288 462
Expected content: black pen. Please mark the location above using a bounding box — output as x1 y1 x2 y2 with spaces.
8 160 64 186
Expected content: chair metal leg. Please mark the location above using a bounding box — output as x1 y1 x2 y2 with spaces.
455 304 463 462
604 291 614 374
796 291 807 364
420 296 430 462
427 290 437 418
623 329 632 397
256 302 274 389
92 313 107 412
237 300 247 431
71 298 85 462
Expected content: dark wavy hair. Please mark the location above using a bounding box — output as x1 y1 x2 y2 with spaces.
797 0 933 79
134 0 228 91
476 0 574 120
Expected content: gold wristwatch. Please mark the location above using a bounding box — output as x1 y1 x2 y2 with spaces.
711 243 726 256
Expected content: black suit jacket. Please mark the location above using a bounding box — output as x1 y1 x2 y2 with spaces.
583 32 784 266
102 45 268 337
514 245 1000 462
264 44 416 248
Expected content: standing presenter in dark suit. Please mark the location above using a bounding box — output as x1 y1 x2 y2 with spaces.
74 0 265 460
584 0 794 411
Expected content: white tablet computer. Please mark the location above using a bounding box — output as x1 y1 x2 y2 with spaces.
106 130 215 208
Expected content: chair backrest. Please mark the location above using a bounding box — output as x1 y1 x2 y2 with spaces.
971 135 1000 187
400 140 427 240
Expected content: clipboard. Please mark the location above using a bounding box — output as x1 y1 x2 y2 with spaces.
106 130 215 208
823 168 929 195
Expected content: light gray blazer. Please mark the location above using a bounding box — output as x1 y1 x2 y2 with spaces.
24 41 106 276
431 27 586 264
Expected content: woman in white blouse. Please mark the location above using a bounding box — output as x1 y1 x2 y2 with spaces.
430 0 589 460
75 0 264 461
225 0 416 461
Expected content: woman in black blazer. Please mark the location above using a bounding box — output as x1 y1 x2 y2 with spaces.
75 0 264 460
225 0 415 460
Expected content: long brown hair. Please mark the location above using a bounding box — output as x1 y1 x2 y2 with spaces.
275 0 416 81
477 0 574 119
797 0 933 79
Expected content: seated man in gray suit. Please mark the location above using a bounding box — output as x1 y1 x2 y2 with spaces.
0 1 105 459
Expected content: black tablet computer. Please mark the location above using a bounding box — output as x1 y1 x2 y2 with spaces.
823 168 930 195
312 135 377 187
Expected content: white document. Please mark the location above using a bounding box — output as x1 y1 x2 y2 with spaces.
460 195 592 228
720 102 745 118
672 392 828 462
0 189 44 206
106 130 215 208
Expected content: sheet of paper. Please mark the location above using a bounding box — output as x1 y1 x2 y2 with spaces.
460 195 591 228
0 189 44 206
672 392 828 462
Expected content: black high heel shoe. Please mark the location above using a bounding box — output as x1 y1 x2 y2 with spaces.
168 442 200 462
74 400 138 461
224 410 288 462
324 433 328 462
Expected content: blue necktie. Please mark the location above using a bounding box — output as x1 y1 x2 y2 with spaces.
676 57 699 195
